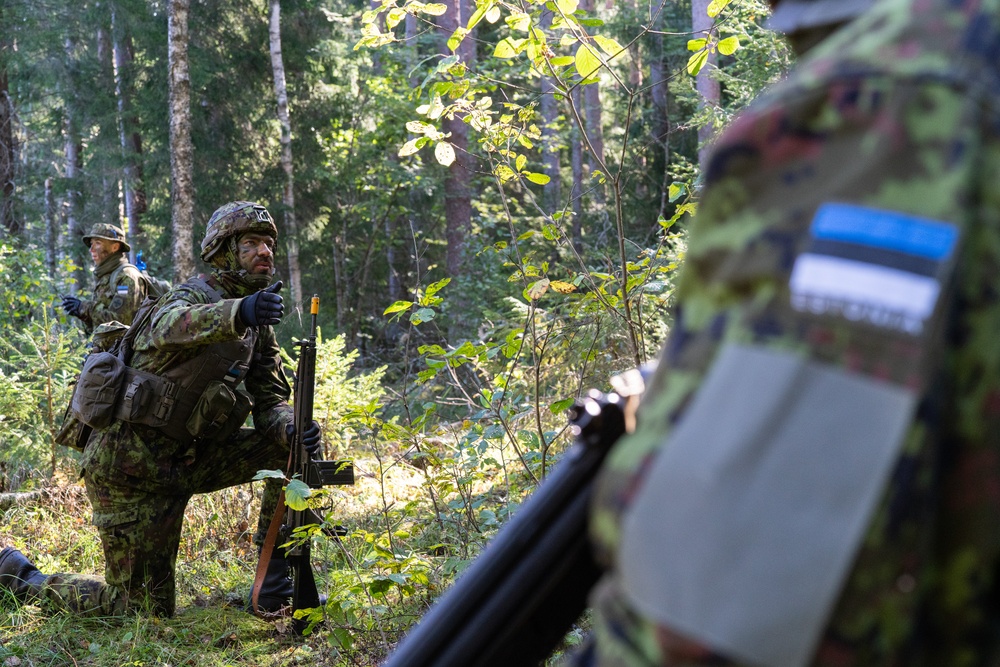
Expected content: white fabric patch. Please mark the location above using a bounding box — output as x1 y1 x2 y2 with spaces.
789 253 941 334
618 343 917 667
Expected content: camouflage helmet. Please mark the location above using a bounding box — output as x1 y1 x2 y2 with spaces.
767 0 874 34
82 223 130 252
200 201 278 263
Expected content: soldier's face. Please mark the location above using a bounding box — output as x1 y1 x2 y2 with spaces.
236 232 276 276
89 238 121 265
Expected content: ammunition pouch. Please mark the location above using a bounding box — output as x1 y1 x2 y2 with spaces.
72 351 128 429
185 380 253 441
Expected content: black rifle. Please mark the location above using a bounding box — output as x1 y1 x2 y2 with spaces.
283 295 355 634
382 371 644 667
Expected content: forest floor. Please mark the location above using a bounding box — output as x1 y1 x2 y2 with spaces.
0 453 430 667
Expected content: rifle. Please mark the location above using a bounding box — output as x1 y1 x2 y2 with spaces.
253 294 355 634
382 368 646 667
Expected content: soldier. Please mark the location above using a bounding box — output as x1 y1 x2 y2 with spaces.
61 223 147 334
578 0 1000 665
1 201 320 616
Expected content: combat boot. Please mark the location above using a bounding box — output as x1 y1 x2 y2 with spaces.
0 547 47 603
252 550 294 613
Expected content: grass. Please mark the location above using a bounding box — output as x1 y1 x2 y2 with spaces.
0 452 435 667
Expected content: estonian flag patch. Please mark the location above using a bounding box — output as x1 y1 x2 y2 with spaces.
117 285 130 296
789 203 959 335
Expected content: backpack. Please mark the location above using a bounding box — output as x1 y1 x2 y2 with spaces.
135 250 172 298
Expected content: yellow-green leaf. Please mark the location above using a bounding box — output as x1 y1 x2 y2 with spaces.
717 35 740 56
506 11 531 32
593 35 623 58
706 0 732 18
494 38 521 59
419 3 448 15
515 154 527 172
686 48 708 76
687 37 707 52
447 27 469 52
550 280 576 293
398 138 422 157
524 171 550 185
495 164 516 183
435 141 456 166
386 7 406 29
527 278 550 300
575 43 601 79
285 480 312 511
556 0 578 15
549 55 575 67
485 4 501 23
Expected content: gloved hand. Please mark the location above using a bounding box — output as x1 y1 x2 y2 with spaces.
61 296 82 317
286 419 323 458
238 281 283 327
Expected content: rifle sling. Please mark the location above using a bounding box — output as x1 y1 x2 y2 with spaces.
251 451 293 620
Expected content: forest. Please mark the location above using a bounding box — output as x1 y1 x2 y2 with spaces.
0 0 791 664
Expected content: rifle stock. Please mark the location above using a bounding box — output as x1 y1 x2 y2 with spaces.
382 370 644 667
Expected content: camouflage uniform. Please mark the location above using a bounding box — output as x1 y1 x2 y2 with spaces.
73 223 147 335
34 208 293 617
581 0 1000 664
56 224 147 451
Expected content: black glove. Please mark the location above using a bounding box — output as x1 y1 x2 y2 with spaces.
286 419 322 458
61 296 82 317
238 281 283 327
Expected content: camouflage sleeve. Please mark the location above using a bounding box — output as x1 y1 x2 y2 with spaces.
88 267 147 327
147 284 246 350
246 324 293 442
76 298 96 333
586 1 999 663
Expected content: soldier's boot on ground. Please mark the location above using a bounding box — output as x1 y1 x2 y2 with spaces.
0 547 48 604
252 551 295 613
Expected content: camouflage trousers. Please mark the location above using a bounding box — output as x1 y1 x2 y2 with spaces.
35 424 287 617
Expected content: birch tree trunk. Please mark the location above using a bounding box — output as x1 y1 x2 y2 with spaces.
168 0 196 282
269 0 303 313
692 0 720 168
97 27 120 230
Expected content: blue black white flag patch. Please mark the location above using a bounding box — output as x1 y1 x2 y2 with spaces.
789 203 959 335
117 285 130 296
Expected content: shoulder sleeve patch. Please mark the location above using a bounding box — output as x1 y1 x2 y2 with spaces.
789 203 959 335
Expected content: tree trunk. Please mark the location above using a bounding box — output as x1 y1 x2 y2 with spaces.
97 27 120 230
579 0 605 180
440 0 475 280
0 6 18 237
570 88 584 253
111 4 145 261
269 0 304 314
692 0 720 168
539 12 561 213
168 0 196 283
45 178 56 279
649 2 671 221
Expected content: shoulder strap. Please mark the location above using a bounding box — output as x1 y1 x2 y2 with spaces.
185 276 225 303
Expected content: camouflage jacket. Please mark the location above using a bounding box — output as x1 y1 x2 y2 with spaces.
76 253 147 333
80 275 293 491
586 0 1000 665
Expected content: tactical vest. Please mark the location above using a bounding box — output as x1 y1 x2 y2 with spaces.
74 277 257 444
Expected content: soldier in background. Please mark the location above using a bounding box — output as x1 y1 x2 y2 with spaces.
578 0 1000 664
61 223 147 333
1 201 320 617
56 224 149 452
